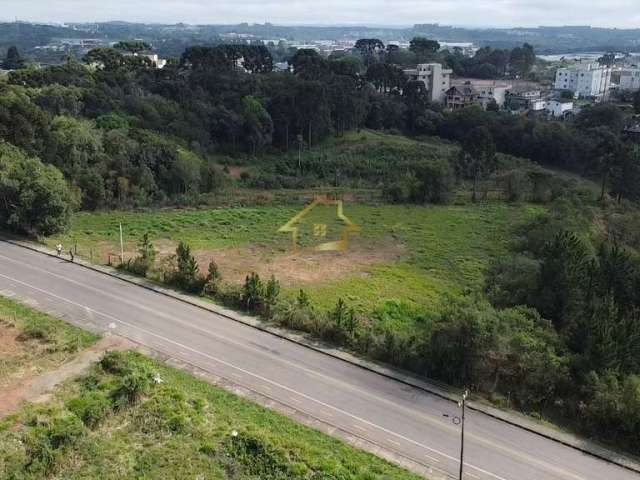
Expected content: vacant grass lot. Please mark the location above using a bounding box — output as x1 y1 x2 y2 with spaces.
0 348 422 479
46 203 542 313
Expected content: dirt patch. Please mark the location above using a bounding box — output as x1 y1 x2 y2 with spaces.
0 334 136 418
193 236 407 287
225 165 249 179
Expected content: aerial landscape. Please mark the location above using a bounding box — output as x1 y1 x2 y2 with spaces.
1 1 640 479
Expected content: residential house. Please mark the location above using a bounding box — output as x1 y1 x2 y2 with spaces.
545 99 574 118
506 87 547 112
403 63 452 103
448 79 512 109
445 84 479 109
554 63 612 99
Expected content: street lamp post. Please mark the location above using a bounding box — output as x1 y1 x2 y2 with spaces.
458 389 468 480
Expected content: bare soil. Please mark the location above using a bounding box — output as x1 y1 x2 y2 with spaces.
193 236 407 287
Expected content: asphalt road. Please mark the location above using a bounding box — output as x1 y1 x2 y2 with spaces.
0 240 638 480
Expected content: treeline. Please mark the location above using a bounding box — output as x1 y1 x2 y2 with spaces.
484 195 640 450
0 41 637 237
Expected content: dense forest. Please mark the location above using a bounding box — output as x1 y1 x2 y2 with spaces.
1 38 640 455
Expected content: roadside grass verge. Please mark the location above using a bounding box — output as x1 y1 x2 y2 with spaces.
0 350 423 480
0 296 99 388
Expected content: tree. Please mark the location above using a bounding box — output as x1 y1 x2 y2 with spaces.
576 104 625 132
354 39 385 67
509 43 535 78
587 126 623 201
2 46 25 70
290 49 327 80
409 37 440 62
611 145 640 203
170 241 205 293
241 96 273 155
534 231 589 330
633 90 640 115
597 52 616 67
0 143 73 235
113 41 152 54
457 126 497 202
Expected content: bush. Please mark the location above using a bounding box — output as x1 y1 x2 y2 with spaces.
242 272 265 312
485 255 540 308
66 392 112 428
222 432 296 479
100 350 131 374
120 232 156 276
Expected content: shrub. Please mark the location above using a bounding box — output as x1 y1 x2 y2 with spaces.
164 242 206 293
203 259 222 295
66 392 112 428
222 432 295 479
242 272 265 312
263 275 280 318
120 232 156 276
100 350 131 375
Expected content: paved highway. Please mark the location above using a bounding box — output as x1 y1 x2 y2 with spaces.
0 240 637 480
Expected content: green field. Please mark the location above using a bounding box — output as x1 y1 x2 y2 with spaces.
46 203 542 313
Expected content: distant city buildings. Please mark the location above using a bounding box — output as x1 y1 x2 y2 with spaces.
619 68 640 91
554 63 612 99
403 63 452 103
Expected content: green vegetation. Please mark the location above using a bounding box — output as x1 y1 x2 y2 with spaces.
0 295 98 385
47 203 539 312
0 350 421 480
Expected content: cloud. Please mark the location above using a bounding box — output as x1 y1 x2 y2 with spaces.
2 0 639 28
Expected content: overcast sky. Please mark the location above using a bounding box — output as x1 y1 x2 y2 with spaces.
3 0 640 28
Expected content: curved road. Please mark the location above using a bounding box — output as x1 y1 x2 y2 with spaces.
0 241 637 480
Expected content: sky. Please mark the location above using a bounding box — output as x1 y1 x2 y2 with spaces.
2 0 640 29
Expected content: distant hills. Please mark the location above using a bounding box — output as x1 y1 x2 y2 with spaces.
2 21 639 63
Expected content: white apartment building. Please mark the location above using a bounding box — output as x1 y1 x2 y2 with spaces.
554 63 612 99
403 63 452 103
619 68 640 91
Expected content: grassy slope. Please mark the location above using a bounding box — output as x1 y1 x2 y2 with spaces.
0 296 98 385
0 349 421 479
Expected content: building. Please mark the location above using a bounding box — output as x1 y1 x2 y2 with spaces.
448 79 512 109
554 63 612 99
545 99 574 118
619 68 640 91
445 84 479 109
506 88 547 111
403 63 452 103
624 123 640 142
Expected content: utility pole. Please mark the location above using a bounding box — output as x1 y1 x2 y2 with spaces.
119 222 124 264
459 389 468 480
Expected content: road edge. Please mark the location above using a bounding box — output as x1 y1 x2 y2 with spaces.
3 236 640 475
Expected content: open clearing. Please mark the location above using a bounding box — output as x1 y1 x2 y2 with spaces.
46 203 542 311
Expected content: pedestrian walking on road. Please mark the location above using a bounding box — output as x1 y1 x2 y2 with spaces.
69 248 74 262
56 243 63 256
